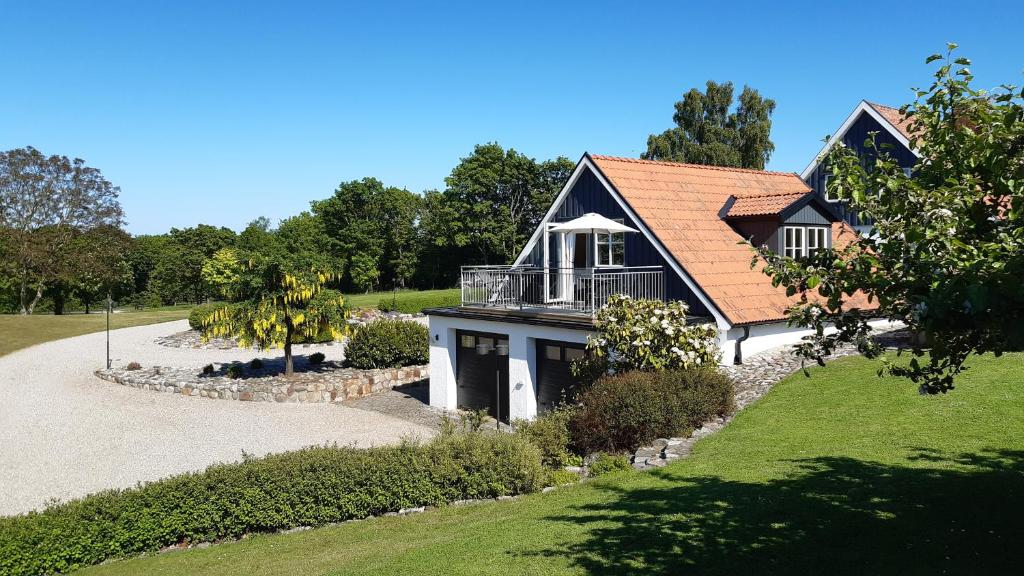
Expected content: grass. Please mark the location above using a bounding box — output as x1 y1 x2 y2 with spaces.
343 287 460 310
0 306 192 357
79 351 1024 575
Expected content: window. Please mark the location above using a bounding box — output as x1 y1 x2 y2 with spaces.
596 220 625 266
784 226 829 259
822 172 838 202
544 345 561 361
460 334 475 348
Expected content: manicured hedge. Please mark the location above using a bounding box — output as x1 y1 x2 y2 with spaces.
377 290 459 314
570 367 735 454
0 432 544 576
187 303 219 330
344 319 428 369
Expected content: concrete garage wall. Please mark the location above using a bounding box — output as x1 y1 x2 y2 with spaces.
427 315 589 421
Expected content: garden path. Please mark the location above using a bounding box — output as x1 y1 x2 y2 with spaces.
0 320 434 516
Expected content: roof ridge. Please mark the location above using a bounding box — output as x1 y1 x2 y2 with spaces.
589 154 798 177
865 101 906 114
732 189 809 200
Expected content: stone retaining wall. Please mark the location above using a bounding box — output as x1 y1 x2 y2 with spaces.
95 364 428 404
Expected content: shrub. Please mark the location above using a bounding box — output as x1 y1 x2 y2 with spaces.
569 367 735 454
188 303 219 330
376 290 459 314
588 453 632 476
514 407 579 469
308 352 325 365
126 362 142 371
249 358 263 370
546 469 581 486
226 364 243 379
0 431 544 576
344 319 428 369
201 363 214 375
576 295 720 376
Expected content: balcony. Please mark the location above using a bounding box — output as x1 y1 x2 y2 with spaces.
460 265 664 315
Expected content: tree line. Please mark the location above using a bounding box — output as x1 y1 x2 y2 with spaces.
1 81 776 314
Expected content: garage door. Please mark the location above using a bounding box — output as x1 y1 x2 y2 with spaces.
456 331 510 423
536 340 586 414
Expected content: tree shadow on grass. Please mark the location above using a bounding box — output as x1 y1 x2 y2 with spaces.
524 449 1024 575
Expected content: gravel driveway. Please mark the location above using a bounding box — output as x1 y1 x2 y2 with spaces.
0 320 435 516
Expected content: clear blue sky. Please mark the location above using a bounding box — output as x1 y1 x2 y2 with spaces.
2 0 1021 235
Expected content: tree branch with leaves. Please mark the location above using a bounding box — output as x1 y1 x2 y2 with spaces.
754 45 1024 393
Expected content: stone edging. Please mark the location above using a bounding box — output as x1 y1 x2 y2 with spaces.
95 363 428 404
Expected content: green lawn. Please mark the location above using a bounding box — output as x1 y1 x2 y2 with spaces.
0 306 192 357
343 288 460 310
80 352 1024 575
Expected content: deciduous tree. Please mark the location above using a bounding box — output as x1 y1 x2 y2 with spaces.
0 147 124 313
755 46 1024 393
643 81 776 169
199 252 350 376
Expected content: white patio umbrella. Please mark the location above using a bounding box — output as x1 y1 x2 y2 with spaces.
549 212 639 234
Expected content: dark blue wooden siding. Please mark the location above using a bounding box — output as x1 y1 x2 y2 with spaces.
527 168 712 317
805 112 917 227
783 203 832 226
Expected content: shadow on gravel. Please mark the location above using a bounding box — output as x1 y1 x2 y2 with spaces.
523 448 1024 575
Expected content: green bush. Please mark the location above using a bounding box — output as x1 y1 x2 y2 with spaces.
376 290 459 314
569 367 735 454
588 453 632 476
546 469 582 486
344 319 428 369
0 432 544 576
188 303 219 330
514 407 580 469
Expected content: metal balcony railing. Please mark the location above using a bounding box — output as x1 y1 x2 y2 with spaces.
460 265 664 314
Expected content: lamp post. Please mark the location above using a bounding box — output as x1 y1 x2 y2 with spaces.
105 292 112 369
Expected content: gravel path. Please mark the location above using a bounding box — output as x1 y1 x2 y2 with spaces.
0 320 435 516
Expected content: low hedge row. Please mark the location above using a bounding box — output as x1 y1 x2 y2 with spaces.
344 319 428 369
0 432 544 576
569 367 735 454
377 290 459 314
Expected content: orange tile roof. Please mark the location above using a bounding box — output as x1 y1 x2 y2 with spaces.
726 190 810 218
867 102 916 141
590 154 870 325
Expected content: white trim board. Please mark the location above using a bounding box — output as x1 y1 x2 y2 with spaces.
513 154 731 330
799 100 921 180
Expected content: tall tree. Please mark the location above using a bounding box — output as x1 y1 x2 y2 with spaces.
149 224 236 304
431 143 573 270
755 46 1024 393
313 178 420 292
0 147 124 313
643 81 776 169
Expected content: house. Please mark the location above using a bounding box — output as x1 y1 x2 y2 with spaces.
426 153 884 422
801 100 919 233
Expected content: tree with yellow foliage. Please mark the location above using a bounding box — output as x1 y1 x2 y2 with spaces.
199 249 350 376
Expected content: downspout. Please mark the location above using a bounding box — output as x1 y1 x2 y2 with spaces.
733 325 750 365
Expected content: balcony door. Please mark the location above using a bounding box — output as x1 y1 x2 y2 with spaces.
546 230 589 303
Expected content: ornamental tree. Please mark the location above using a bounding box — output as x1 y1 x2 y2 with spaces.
578 295 719 377
199 252 350 376
755 45 1024 393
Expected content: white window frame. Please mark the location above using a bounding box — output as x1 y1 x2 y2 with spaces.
784 225 830 259
822 172 839 202
594 219 625 268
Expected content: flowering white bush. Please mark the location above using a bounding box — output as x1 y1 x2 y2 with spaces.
581 295 719 374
